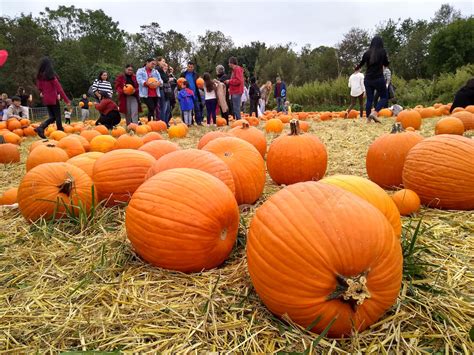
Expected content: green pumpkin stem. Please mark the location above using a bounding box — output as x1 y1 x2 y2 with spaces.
289 119 301 135
327 271 371 311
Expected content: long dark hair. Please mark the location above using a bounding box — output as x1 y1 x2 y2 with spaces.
203 72 215 92
37 57 56 81
97 71 108 81
368 36 385 65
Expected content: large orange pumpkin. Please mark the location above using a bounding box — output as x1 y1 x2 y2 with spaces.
402 135 474 210
56 135 86 158
320 175 402 237
146 149 235 194
229 120 267 157
92 149 155 206
435 116 465 135
26 144 69 171
147 120 167 132
138 140 180 160
265 118 284 133
18 162 96 222
29 139 58 152
114 133 144 150
391 189 421 216
0 141 20 163
396 110 422 130
125 168 239 272
247 182 402 337
203 137 265 205
67 152 104 179
197 131 230 149
90 135 116 153
80 129 101 142
366 124 424 189
451 111 474 131
0 187 18 205
267 120 327 185
141 131 163 144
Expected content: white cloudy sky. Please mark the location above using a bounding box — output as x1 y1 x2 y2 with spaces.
1 0 473 49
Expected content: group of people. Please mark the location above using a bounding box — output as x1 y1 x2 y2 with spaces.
0 88 32 121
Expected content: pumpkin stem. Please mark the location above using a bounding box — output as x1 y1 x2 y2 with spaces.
58 178 74 196
241 120 250 129
289 119 301 136
0 135 5 144
220 228 227 240
390 123 404 134
327 271 371 311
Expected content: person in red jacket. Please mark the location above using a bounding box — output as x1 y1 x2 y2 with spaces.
225 57 244 120
35 57 71 138
115 64 141 125
95 91 121 129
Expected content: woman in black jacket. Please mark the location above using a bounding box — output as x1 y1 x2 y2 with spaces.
355 35 389 123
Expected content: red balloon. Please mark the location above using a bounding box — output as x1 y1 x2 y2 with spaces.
0 50 9 67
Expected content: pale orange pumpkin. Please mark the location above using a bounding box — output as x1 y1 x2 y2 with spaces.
138 140 180 160
67 152 104 179
0 187 18 205
229 120 267 157
26 144 69 171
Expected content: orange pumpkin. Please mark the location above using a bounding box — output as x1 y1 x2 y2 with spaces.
115 133 144 150
138 140 180 160
94 125 109 135
366 124 424 189
378 108 392 117
147 120 167 132
396 110 422 130
80 129 101 142
229 120 266 157
26 144 69 171
1 132 22 145
92 149 155 206
67 152 104 179
29 139 58 152
90 135 116 153
267 120 327 186
419 107 436 119
22 126 36 137
126 168 239 272
111 126 127 138
7 118 21 131
391 189 421 216
197 131 230 149
18 162 96 222
196 77 204 89
435 116 465 135
147 77 160 89
451 111 474 131
56 135 86 158
123 84 135 95
265 118 284 133
168 124 187 138
177 77 186 88
203 137 265 205
247 182 402 337
0 142 20 163
217 117 227 126
12 128 24 137
0 187 18 205
49 130 68 141
135 124 150 136
141 131 163 144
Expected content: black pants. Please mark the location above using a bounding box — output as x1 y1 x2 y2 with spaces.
249 98 259 117
96 110 121 129
142 97 158 121
40 102 63 131
347 94 364 118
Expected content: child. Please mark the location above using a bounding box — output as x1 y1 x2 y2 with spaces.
284 100 291 115
345 69 365 119
203 72 218 126
248 77 260 117
177 81 195 126
94 91 121 129
64 108 71 124
389 100 403 116
4 96 29 120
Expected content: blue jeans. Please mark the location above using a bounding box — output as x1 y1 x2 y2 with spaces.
365 77 387 117
205 98 218 124
193 97 203 124
276 97 285 112
231 94 242 120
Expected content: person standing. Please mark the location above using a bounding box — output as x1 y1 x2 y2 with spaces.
35 57 71 138
226 57 244 120
274 77 287 112
156 57 172 126
450 78 474 113
241 83 249 113
79 94 90 121
374 66 392 109
180 62 203 125
259 81 272 114
136 58 163 122
345 69 365 119
91 71 113 101
215 64 231 123
355 35 389 123
202 73 218 126
177 81 195 127
16 87 32 107
168 65 177 120
115 64 141 125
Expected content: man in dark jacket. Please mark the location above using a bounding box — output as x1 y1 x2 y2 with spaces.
274 76 287 112
450 78 474 113
180 61 203 125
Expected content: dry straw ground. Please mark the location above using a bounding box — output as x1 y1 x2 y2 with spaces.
1 117 473 353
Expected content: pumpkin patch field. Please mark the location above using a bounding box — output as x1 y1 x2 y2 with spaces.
0 111 473 353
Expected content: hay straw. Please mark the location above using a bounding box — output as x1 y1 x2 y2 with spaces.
1 117 473 353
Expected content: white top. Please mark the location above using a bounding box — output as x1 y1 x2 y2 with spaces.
204 86 216 100
348 72 365 97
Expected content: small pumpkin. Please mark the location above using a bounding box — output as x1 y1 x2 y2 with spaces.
56 135 86 158
147 120 167 132
265 118 284 133
396 110 422 130
391 189 420 216
0 140 20 163
141 131 163 144
90 135 116 153
451 111 474 131
115 132 144 150
435 116 465 135
123 84 135 95
0 187 18 205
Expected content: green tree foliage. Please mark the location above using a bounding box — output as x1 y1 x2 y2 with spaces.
337 27 370 74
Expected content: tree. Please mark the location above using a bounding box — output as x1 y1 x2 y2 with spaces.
193 30 234 74
161 30 192 73
432 4 462 27
255 44 298 84
337 28 370 74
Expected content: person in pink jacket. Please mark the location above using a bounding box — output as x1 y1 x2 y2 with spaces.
225 57 244 120
35 57 71 138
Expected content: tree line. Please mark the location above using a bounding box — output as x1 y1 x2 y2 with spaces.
0 4 472 105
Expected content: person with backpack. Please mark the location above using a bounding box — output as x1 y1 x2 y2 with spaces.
248 77 260 117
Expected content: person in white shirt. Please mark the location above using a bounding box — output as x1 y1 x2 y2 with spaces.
203 72 218 126
345 69 365 119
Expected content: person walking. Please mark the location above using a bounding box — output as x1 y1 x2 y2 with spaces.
374 66 392 108
79 94 90 121
355 35 389 123
216 64 231 123
35 57 71 138
180 62 203 125
274 77 287 112
248 77 260 117
202 73 218 126
345 69 365 119
226 57 244 120
91 71 113 102
115 64 141 125
136 58 162 122
259 81 272 114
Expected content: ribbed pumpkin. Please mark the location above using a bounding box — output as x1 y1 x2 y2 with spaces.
1 132 22 145
142 131 163 144
135 124 150 136
138 140 180 160
396 110 422 130
229 120 267 157
0 141 20 163
7 118 21 131
203 137 265 205
267 120 327 185
94 125 109 135
18 162 96 222
265 118 284 133
67 152 104 179
391 189 420 216
247 182 402 338
168 124 187 138
366 124 424 189
75 134 90 152
80 129 101 142
115 133 144 150
197 131 230 149
49 130 67 141
90 135 116 153
435 116 465 135
146 149 235 195
147 120 167 132
56 135 86 158
93 149 155 206
451 111 474 131
320 175 402 237
0 187 18 205
402 135 474 210
26 144 69 171
126 168 239 272
419 107 436 118
29 139 58 152
111 126 126 138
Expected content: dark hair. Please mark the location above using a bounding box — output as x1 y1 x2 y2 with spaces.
229 57 238 65
182 80 189 88
465 78 474 89
97 71 108 81
37 57 56 81
203 73 215 93
11 96 21 102
17 87 25 95
99 91 110 99
125 64 133 69
156 56 164 62
187 61 194 66
144 58 155 67
250 77 256 84
368 35 385 65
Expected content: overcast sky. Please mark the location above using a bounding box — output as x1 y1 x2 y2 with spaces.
1 0 473 49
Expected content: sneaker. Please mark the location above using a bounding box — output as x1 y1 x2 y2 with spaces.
35 127 46 139
368 112 381 123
